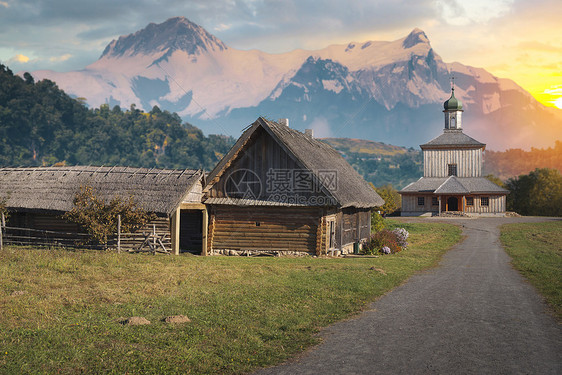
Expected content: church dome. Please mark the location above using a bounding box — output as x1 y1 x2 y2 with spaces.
444 88 463 110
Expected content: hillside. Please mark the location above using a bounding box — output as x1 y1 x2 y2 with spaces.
484 142 562 180
28 17 562 151
321 138 409 156
0 64 233 170
320 138 422 189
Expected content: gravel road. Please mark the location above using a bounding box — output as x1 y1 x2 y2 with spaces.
256 217 562 375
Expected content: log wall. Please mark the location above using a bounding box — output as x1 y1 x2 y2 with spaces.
208 206 322 255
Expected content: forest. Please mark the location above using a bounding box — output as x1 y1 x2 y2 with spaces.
484 143 562 181
0 64 234 171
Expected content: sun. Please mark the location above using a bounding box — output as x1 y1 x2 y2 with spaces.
554 97 562 109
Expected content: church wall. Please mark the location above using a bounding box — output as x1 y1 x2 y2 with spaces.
402 194 506 216
423 149 482 177
463 195 505 214
401 194 438 215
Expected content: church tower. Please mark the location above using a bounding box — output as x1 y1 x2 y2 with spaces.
399 86 508 216
444 87 462 130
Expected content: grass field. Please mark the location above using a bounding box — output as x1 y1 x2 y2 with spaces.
500 221 562 321
0 220 461 374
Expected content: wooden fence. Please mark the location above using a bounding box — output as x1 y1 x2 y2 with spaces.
0 214 171 254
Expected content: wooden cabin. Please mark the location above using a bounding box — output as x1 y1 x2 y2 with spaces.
203 117 385 256
0 166 205 253
400 88 508 216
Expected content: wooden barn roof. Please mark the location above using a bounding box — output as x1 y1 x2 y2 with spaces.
0 166 203 215
205 117 384 209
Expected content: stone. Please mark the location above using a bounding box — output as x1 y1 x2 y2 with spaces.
163 315 191 324
122 316 151 326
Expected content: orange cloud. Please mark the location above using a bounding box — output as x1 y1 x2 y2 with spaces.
9 54 30 63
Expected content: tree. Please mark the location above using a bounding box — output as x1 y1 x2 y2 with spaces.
485 174 505 188
505 168 562 216
371 183 400 215
63 186 156 246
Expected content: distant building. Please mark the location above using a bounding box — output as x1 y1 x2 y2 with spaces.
400 88 508 216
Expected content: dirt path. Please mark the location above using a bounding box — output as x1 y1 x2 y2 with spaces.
256 217 562 374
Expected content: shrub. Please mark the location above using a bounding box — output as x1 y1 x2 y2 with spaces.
63 185 156 246
392 228 409 248
371 211 386 232
363 229 401 255
363 227 410 255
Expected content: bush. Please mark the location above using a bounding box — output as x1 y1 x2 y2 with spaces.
392 228 409 248
63 185 156 246
371 211 386 232
363 227 410 255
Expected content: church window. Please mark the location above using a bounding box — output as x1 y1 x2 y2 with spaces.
466 197 474 206
432 197 438 206
481 197 489 206
448 164 457 176
417 197 425 206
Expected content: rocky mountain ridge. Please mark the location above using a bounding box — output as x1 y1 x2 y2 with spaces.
27 17 562 150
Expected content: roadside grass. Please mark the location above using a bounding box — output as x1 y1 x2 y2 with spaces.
0 220 461 374
500 221 562 320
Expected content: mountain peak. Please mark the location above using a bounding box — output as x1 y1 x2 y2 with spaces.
402 28 430 49
100 16 227 59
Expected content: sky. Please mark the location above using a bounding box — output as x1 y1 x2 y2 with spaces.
1 0 561 108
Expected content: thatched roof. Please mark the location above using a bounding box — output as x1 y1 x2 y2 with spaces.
205 117 384 208
421 130 485 150
0 166 203 215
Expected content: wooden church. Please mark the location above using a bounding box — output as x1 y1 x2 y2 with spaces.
400 88 508 216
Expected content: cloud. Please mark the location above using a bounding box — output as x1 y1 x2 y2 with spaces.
435 0 514 26
544 86 562 95
0 1 9 8
309 117 333 138
213 23 231 32
49 54 72 62
9 54 30 63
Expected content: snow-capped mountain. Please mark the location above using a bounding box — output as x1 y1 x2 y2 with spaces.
29 17 562 150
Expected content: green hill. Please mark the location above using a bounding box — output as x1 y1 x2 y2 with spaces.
321 138 409 156
0 64 234 170
320 138 422 189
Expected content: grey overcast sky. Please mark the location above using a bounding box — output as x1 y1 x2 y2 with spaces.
0 0 561 107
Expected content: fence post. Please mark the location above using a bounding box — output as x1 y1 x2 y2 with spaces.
152 223 156 254
117 214 121 253
0 212 4 251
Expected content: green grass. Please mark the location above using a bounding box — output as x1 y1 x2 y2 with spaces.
0 220 461 374
500 221 562 320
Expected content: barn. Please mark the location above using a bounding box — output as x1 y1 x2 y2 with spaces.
203 117 385 256
0 166 206 253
